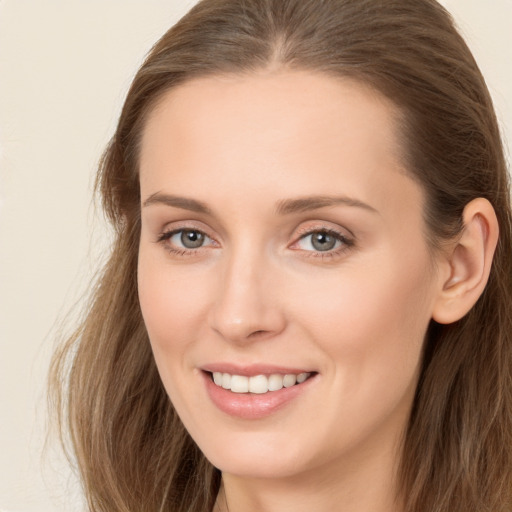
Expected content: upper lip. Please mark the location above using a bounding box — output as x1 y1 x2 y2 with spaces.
201 363 315 377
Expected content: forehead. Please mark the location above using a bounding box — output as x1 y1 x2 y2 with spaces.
139 70 418 217
141 70 403 159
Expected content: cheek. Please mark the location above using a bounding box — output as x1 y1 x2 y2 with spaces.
137 251 216 420
290 255 434 382
285 258 433 451
137 250 212 356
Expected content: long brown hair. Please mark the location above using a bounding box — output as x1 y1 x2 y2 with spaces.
50 1 512 511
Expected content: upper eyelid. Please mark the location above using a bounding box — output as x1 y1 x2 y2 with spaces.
293 223 354 241
158 221 216 239
155 221 354 245
291 229 352 248
158 226 215 243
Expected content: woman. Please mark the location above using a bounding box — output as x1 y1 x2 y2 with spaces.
50 0 512 511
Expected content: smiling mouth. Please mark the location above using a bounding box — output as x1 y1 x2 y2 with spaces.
209 371 315 394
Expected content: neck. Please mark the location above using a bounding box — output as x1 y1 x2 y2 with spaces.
214 437 404 512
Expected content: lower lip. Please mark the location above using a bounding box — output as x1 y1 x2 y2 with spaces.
202 371 317 419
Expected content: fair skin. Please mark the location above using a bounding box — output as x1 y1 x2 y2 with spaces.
137 70 498 512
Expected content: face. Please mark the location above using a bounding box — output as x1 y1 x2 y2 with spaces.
138 71 444 482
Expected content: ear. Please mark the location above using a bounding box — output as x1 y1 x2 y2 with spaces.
432 198 499 324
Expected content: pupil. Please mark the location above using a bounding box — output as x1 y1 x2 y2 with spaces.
312 232 336 251
181 230 204 248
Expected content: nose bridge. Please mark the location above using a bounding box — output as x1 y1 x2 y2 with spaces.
209 240 284 342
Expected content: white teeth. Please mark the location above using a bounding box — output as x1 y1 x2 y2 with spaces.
211 371 312 393
297 372 309 384
230 375 249 393
268 374 284 391
249 374 268 394
221 373 231 389
283 374 297 387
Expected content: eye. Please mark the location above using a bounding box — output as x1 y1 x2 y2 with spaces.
174 229 207 249
298 231 340 251
158 228 214 251
294 229 353 254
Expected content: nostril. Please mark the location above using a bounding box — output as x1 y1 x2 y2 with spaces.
248 329 269 339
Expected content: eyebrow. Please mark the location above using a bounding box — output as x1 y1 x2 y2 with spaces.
275 195 378 215
142 192 378 216
143 192 212 214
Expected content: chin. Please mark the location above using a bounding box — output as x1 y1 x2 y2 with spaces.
197 430 311 479
211 455 308 480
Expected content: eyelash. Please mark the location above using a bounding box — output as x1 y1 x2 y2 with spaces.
156 226 355 260
293 227 355 260
156 228 216 256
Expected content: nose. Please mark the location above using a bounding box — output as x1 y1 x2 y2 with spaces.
209 248 286 344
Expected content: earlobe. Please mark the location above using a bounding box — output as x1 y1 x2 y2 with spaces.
432 198 499 325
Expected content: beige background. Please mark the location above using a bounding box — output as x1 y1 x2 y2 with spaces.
0 1 510 511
